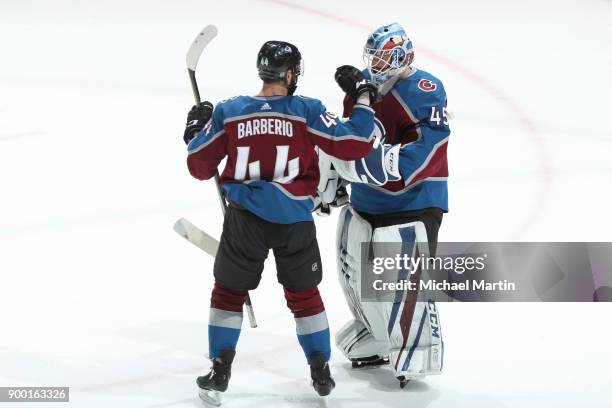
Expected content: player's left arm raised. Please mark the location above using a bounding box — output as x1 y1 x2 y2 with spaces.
185 102 228 180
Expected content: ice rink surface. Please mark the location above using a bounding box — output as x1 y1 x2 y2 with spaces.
1 0 611 406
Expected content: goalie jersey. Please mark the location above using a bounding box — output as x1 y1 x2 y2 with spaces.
187 95 375 223
343 68 450 214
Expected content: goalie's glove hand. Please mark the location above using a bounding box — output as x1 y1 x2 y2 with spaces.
183 101 213 145
334 65 378 106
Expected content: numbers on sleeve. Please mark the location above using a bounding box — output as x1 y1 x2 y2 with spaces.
319 111 339 128
429 106 448 126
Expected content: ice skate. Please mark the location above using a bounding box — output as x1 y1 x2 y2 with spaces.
197 350 235 406
397 375 410 389
309 354 335 397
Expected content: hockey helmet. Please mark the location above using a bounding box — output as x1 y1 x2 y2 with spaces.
257 40 303 95
363 23 414 83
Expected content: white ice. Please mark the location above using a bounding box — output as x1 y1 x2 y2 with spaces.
1 0 611 407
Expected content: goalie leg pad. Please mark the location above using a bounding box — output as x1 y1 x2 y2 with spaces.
336 208 444 378
336 206 372 326
387 300 444 379
336 206 392 358
336 206 392 340
371 222 444 379
336 319 389 360
335 206 394 353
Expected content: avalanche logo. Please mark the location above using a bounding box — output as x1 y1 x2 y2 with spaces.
418 79 437 92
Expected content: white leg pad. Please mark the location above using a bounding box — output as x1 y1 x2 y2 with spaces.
387 300 444 378
336 207 444 378
335 319 389 360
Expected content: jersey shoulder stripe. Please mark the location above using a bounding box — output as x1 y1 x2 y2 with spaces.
393 69 447 115
216 94 329 123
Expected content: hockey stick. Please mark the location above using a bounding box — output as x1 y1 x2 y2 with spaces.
173 218 219 258
186 25 226 211
184 25 258 328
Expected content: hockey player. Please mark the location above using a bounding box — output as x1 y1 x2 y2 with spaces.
182 40 378 400
320 23 450 387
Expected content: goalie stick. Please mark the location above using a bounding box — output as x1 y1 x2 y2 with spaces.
182 24 257 329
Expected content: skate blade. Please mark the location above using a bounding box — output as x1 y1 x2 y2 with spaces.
352 364 386 370
351 359 389 370
199 389 222 407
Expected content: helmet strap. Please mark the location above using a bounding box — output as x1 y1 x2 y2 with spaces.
285 67 298 95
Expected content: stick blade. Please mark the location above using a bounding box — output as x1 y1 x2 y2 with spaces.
186 25 218 71
173 217 219 258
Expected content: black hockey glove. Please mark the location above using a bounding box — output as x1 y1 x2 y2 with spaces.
334 65 378 105
334 65 364 101
355 83 378 105
183 101 213 145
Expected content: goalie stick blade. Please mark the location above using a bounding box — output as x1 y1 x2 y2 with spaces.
173 218 219 258
187 25 218 71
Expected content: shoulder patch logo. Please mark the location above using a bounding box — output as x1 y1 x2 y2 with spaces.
418 79 437 92
260 102 271 110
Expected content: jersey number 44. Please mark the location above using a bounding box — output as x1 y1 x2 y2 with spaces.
234 145 299 183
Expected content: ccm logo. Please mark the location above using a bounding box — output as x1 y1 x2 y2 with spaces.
428 300 440 338
418 79 437 92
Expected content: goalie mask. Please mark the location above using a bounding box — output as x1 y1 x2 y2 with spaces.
363 23 414 84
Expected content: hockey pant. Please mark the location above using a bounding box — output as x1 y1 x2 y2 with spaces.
207 207 330 362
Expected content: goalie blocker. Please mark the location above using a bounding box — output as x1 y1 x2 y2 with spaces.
317 118 401 204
